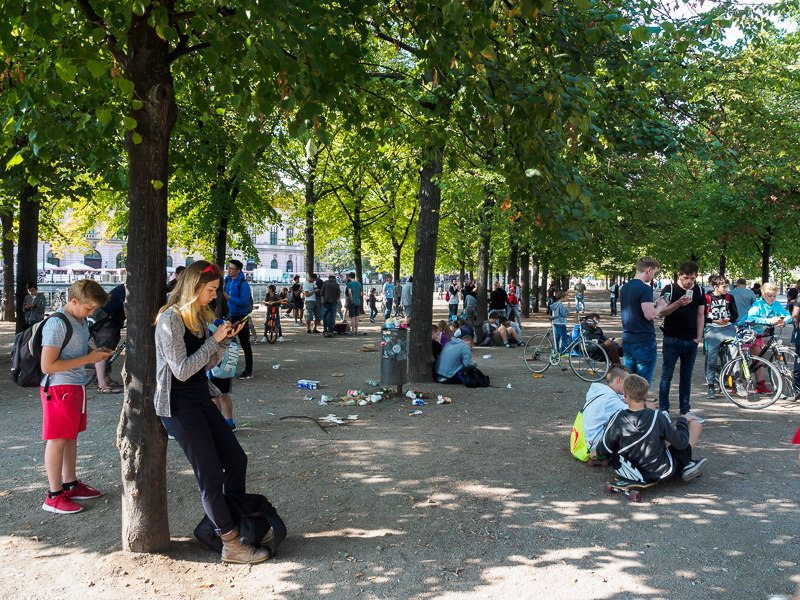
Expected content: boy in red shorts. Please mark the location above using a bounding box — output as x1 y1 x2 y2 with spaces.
40 279 112 514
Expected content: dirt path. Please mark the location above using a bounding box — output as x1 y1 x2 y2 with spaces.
1 290 798 600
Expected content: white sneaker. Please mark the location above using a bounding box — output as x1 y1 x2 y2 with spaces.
260 336 267 343
279 336 285 342
682 411 705 424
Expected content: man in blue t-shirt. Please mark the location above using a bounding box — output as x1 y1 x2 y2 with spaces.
382 275 395 320
346 272 363 335
620 257 668 385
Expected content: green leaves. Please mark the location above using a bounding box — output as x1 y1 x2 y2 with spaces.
55 61 77 82
86 59 107 79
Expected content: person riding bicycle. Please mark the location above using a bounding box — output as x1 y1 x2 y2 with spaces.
741 282 790 394
260 284 284 343
704 275 739 399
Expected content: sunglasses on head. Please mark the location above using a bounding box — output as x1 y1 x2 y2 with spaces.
202 264 221 274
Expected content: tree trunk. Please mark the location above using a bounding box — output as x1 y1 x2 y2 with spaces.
520 251 530 318
304 157 318 277
531 253 540 313
508 243 518 286
16 184 39 334
392 239 401 284
719 253 726 279
760 228 772 284
2 208 16 321
406 144 443 383
540 265 549 310
475 194 494 328
116 11 176 553
213 215 228 269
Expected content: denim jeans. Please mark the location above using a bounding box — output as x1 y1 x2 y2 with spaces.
449 303 459 319
161 383 247 534
322 303 336 333
704 325 736 384
575 294 585 313
659 336 699 414
610 297 617 316
384 298 393 319
554 324 568 352
369 305 378 320
506 304 521 326
623 341 658 386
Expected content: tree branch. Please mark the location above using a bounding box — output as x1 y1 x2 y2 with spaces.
75 0 128 69
168 42 211 63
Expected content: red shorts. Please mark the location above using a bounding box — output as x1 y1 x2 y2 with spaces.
41 385 87 440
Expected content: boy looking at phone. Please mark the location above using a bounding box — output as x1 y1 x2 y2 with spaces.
657 261 707 422
40 279 112 514
704 275 739 398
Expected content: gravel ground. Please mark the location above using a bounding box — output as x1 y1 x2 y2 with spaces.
0 290 798 600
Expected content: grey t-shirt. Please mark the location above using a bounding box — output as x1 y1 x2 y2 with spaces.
40 309 90 386
729 286 756 323
402 283 413 305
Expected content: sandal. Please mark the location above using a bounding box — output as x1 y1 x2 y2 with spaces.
97 386 121 394
106 379 123 388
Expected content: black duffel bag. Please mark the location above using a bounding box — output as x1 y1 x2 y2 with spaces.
194 492 287 558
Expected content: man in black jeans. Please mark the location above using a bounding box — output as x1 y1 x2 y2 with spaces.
224 260 253 379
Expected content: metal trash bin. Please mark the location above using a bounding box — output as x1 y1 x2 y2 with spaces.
380 326 407 391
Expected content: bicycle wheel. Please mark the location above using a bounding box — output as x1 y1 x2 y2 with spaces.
720 355 782 409
769 348 799 399
266 317 278 344
569 340 609 382
524 333 553 373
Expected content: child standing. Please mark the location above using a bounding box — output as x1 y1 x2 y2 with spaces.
368 288 378 322
596 374 708 483
551 291 570 353
40 279 112 514
24 282 47 330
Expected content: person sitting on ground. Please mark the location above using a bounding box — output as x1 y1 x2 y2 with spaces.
452 318 475 347
437 319 452 348
581 365 630 458
430 323 443 363
479 311 520 348
583 313 623 364
550 291 570 352
434 335 474 384
595 374 708 484
498 315 521 344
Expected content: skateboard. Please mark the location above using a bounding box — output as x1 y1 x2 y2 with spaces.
604 479 657 502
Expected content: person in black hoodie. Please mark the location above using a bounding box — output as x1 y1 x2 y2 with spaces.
596 374 708 483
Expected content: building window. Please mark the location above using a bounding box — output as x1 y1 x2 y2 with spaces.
286 228 293 244
185 256 194 266
166 256 173 267
84 250 102 269
286 260 293 273
270 259 278 269
116 252 126 269
268 227 277 245
46 251 60 267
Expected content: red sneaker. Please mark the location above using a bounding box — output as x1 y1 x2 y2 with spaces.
755 381 772 394
42 493 83 514
63 480 103 500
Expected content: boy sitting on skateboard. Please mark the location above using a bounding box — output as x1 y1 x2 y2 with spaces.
581 365 630 460
596 374 708 483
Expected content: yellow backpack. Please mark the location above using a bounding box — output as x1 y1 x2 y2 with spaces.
570 411 590 461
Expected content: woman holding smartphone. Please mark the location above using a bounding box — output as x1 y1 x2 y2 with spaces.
154 261 269 564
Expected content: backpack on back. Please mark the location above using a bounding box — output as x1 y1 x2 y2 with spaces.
12 312 73 398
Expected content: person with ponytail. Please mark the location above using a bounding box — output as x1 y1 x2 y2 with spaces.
154 261 268 564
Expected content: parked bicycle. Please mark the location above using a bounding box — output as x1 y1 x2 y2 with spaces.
523 316 609 382
717 323 784 409
756 325 799 401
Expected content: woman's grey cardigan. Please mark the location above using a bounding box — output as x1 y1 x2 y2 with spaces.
154 308 230 417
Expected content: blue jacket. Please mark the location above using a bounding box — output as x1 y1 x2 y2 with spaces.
434 338 473 379
742 298 790 333
225 273 251 317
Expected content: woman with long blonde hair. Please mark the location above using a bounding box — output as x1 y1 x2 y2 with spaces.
153 260 268 564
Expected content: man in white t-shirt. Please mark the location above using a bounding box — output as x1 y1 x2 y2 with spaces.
303 274 320 335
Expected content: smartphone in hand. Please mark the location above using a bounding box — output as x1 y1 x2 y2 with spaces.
685 289 694 300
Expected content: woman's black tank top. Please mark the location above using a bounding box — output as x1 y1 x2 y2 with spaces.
171 326 209 387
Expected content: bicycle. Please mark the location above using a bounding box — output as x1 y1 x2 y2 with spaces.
264 305 280 344
757 325 799 401
523 316 609 382
717 323 784 409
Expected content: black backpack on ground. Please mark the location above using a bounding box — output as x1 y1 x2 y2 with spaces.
194 492 287 558
11 312 73 399
460 365 490 388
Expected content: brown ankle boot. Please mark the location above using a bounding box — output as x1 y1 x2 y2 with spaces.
220 529 270 564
